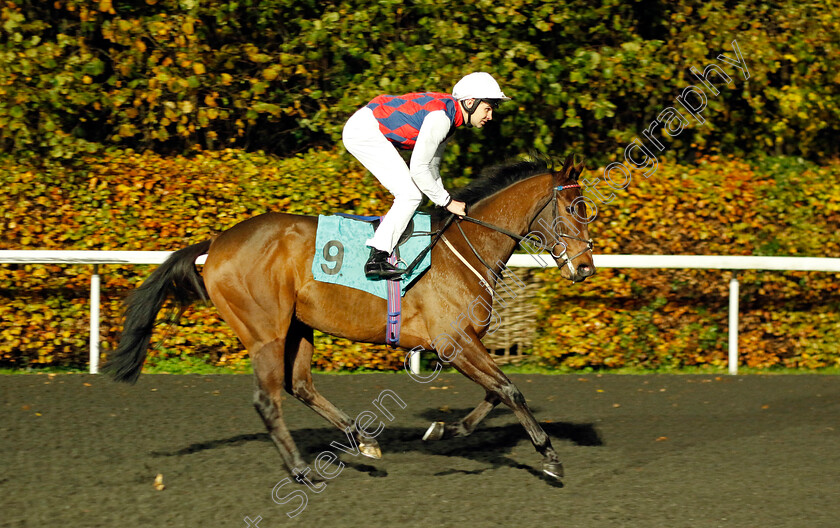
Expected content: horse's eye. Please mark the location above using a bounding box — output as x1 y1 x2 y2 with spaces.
565 205 574 214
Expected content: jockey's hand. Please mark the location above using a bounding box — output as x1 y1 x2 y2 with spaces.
446 200 467 218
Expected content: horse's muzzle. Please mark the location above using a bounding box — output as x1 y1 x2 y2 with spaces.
571 263 595 283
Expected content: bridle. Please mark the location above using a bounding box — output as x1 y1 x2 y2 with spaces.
531 182 596 275
453 179 595 277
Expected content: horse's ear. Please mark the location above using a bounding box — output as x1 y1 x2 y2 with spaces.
557 154 585 181
563 155 574 169
555 154 574 182
573 158 586 181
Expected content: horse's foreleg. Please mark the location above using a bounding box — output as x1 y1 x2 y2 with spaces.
284 320 382 459
437 337 563 479
252 338 309 474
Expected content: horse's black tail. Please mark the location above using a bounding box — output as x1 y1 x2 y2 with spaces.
103 239 213 384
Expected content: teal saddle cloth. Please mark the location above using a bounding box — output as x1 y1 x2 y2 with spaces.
311 212 432 300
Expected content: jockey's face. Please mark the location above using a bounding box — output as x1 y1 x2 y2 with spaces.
466 99 494 128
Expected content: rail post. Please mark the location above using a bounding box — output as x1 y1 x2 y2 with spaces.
89 265 100 374
728 272 739 375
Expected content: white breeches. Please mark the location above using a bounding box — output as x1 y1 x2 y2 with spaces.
342 107 423 253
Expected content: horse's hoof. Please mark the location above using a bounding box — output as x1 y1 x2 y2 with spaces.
359 442 382 459
422 421 445 441
542 461 564 480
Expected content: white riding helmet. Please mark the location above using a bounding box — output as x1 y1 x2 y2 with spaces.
452 72 510 102
452 72 510 128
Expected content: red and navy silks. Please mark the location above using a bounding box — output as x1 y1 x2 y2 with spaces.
366 92 465 150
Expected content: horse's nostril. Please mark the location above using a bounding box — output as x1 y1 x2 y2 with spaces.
577 264 592 276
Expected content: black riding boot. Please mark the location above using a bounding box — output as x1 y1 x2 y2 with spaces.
364 247 403 280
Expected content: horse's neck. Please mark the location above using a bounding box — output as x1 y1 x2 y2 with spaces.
467 174 553 271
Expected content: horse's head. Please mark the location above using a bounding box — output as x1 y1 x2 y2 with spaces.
527 155 596 282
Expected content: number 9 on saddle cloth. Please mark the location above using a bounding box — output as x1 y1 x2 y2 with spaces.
311 212 432 300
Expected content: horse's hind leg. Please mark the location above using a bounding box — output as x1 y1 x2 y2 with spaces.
423 391 500 441
284 319 382 459
251 338 308 473
208 289 307 475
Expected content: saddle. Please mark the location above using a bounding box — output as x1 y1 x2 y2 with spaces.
334 213 417 256
311 212 435 346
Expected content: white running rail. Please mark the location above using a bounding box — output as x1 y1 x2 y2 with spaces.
2 250 839 375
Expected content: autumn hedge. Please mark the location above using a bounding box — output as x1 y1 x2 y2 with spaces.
1 150 839 371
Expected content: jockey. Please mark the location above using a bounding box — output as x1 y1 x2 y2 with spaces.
342 72 510 280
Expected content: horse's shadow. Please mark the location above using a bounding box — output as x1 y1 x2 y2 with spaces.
150 408 602 485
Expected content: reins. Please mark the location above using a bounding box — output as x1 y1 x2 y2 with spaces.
398 180 594 281
399 213 456 276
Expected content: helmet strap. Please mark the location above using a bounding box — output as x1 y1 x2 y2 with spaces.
460 99 480 128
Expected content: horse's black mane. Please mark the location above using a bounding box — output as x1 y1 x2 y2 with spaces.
428 154 555 221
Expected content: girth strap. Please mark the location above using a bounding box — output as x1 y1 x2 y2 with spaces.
385 252 402 346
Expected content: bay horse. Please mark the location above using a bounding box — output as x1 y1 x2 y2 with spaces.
104 155 595 480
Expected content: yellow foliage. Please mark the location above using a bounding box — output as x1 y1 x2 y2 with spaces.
1 151 839 371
